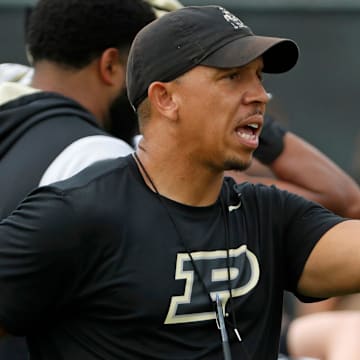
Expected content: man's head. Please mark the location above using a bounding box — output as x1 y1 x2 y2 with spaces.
127 5 299 110
26 0 156 127
26 0 156 68
22 0 183 144
127 6 299 171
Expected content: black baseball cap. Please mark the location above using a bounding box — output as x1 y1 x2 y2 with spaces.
127 5 299 109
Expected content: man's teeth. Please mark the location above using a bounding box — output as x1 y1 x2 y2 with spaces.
248 123 259 129
239 132 256 140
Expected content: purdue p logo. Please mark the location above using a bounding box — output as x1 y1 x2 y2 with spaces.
165 244 259 324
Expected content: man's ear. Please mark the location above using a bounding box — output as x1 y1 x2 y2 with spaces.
148 82 178 119
98 48 125 86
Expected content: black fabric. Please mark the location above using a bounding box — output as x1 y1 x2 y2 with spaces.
0 336 28 360
253 115 287 165
0 91 108 219
0 90 110 360
0 155 345 360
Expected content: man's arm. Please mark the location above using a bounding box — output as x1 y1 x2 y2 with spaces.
0 327 7 337
228 130 360 219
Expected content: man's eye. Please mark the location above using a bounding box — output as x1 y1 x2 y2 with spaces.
227 72 240 80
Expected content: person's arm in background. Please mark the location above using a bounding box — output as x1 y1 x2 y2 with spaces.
286 311 360 360
227 115 360 219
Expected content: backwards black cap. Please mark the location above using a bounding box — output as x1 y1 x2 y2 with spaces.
127 5 299 109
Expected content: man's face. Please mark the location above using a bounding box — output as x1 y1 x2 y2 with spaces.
172 57 269 172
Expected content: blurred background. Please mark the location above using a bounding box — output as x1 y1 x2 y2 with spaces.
1 0 360 180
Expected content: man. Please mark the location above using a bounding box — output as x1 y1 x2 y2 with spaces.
0 0 156 219
0 5 359 360
126 7 360 358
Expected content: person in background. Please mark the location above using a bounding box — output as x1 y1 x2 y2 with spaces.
0 0 156 220
0 0 157 358
284 310 360 360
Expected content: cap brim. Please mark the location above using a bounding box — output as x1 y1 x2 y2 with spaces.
200 35 299 74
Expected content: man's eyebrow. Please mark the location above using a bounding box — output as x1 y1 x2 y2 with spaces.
216 67 243 74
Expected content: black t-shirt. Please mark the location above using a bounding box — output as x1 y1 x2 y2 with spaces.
0 155 345 360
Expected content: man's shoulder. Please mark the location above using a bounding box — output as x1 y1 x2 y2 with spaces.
43 155 136 218
50 155 133 194
1 89 98 125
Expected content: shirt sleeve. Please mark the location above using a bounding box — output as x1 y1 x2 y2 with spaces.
279 190 347 300
0 186 82 335
39 135 134 186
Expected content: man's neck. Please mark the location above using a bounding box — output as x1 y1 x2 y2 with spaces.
134 145 224 207
31 61 107 125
